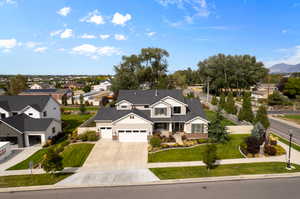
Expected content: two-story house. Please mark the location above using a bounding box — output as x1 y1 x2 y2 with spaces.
0 95 62 147
94 90 208 142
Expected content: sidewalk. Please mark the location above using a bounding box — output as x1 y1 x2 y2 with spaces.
0 146 41 171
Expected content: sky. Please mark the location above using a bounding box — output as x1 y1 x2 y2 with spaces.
0 0 300 75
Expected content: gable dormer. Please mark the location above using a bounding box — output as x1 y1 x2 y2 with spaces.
161 96 187 115
150 100 171 118
116 100 133 110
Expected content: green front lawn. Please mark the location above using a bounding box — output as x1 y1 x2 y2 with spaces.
279 114 300 125
62 143 94 167
8 143 94 170
0 173 72 188
63 106 99 111
271 133 300 152
62 113 93 133
204 110 236 126
150 162 300 180
148 134 247 162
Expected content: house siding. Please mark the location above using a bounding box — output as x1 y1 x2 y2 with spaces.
0 122 24 147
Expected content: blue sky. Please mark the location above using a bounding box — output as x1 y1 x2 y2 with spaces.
0 0 300 75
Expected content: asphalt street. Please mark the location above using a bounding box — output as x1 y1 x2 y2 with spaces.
269 117 300 145
1 177 300 199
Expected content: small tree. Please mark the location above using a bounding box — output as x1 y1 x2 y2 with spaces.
255 105 270 129
219 93 226 109
225 92 237 115
211 95 218 105
238 92 254 122
245 136 260 157
41 149 64 174
208 108 229 143
251 122 266 145
203 143 218 170
79 94 86 114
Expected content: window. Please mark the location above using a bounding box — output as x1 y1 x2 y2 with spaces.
154 108 167 116
191 124 203 133
12 112 18 116
133 130 139 133
121 105 127 109
43 111 47 117
144 105 149 108
28 113 33 116
173 106 181 114
126 130 132 133
52 127 56 134
0 114 6 119
130 115 135 119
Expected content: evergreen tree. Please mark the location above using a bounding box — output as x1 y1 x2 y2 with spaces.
255 105 270 129
211 95 219 105
203 144 218 170
251 122 266 145
208 108 229 143
225 92 237 115
41 149 64 174
79 94 86 114
238 92 254 122
219 93 226 109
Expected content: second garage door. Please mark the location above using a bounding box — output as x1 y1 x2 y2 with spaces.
118 130 148 142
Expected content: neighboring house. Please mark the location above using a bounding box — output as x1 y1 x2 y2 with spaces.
73 90 110 106
94 90 208 142
0 141 11 161
19 88 72 104
252 83 278 100
0 95 62 147
92 80 112 91
30 83 54 90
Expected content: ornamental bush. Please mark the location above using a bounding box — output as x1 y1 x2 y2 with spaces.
264 144 277 156
245 136 260 157
150 136 162 147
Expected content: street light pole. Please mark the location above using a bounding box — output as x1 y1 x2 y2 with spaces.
287 131 293 169
206 78 210 103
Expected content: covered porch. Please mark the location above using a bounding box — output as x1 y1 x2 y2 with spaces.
153 122 184 134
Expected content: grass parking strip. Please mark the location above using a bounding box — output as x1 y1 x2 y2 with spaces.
150 162 300 180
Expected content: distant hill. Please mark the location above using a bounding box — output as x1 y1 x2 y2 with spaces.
269 63 300 73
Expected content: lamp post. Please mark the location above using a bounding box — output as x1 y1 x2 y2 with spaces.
287 131 293 169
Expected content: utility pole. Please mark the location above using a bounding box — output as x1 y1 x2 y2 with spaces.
206 77 210 103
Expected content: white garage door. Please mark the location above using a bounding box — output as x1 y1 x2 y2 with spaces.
99 127 112 139
118 130 148 142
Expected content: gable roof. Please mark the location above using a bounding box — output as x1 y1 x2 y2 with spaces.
0 113 54 132
117 89 185 105
184 98 207 121
0 95 51 112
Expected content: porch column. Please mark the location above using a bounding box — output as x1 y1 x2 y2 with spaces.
169 123 172 132
24 135 29 147
41 135 46 144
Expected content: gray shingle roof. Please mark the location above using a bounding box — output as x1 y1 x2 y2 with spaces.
94 108 152 122
1 114 53 132
117 90 186 105
0 95 51 112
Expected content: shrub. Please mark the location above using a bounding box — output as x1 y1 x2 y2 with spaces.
211 96 218 105
41 148 64 174
150 136 162 147
274 145 286 155
264 144 277 156
245 136 260 156
203 144 218 170
78 131 99 141
197 139 208 144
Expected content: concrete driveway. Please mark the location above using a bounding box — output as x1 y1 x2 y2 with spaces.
81 139 148 171
56 140 158 186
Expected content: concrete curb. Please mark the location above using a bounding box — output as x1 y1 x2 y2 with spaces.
1 172 300 193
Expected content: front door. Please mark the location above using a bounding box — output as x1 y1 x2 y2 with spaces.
172 123 184 132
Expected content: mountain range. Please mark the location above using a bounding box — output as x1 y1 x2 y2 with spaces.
269 63 300 73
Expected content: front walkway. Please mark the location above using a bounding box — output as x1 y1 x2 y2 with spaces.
0 146 41 171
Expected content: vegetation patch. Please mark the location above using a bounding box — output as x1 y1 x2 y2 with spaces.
0 173 72 188
279 114 300 125
148 134 247 162
150 162 300 180
204 110 236 126
271 133 300 152
61 143 94 167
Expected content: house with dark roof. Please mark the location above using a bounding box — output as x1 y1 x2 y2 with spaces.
94 90 208 142
0 95 61 147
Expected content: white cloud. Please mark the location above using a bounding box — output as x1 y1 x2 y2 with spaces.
99 34 110 40
60 29 73 39
112 12 132 26
71 44 121 59
25 41 41 48
114 34 127 40
147 32 156 37
0 0 16 6
57 7 71 16
264 45 300 67
80 34 96 39
281 29 288 34
34 47 48 53
80 10 105 25
0 38 17 49
50 30 63 37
